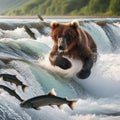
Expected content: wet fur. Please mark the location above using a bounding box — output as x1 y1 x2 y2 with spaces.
50 20 97 79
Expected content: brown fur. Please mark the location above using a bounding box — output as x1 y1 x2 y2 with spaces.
49 20 97 79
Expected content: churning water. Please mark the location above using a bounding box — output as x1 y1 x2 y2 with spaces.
0 17 119 120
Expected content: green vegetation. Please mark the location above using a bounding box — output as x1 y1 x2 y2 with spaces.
108 0 120 15
3 0 120 16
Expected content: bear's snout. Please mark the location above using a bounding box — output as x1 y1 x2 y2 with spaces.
58 37 67 51
59 45 65 50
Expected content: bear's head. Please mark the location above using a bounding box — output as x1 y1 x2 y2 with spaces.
50 20 80 53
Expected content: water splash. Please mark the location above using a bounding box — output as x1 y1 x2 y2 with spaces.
0 19 119 120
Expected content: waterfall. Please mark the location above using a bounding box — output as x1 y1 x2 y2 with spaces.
102 23 120 51
0 18 119 120
80 22 112 53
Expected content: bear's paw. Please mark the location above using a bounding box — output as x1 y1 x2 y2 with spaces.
76 69 91 79
55 56 72 70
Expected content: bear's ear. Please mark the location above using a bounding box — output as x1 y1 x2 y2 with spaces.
50 21 59 29
70 20 79 29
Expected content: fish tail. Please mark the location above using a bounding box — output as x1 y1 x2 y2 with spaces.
20 101 24 107
68 100 77 110
33 34 36 40
22 85 28 92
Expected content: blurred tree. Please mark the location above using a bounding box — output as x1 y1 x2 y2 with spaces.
64 0 89 14
3 0 120 16
88 0 110 14
109 0 120 15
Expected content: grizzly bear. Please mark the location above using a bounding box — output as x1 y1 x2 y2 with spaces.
49 20 97 79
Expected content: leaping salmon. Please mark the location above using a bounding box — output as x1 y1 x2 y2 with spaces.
0 73 28 92
24 25 36 40
20 88 77 110
37 15 44 21
0 85 24 102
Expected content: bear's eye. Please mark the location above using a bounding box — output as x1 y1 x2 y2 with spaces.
53 35 58 39
57 34 61 38
65 35 69 39
65 35 72 43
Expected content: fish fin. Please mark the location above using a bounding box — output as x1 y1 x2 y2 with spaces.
49 104 54 108
57 104 62 109
22 85 28 92
68 100 77 110
33 35 36 40
48 88 56 96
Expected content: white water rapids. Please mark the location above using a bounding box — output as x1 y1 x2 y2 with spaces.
0 18 119 120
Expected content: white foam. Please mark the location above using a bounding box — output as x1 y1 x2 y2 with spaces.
37 35 53 48
74 53 120 98
0 27 31 39
114 22 120 28
38 54 83 78
0 20 120 120
71 114 120 120
30 28 41 39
